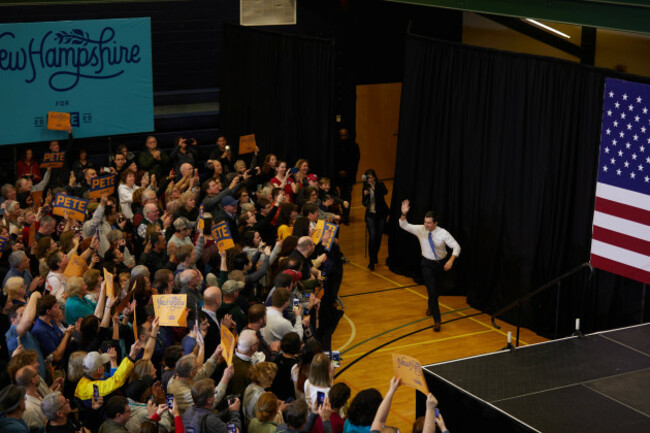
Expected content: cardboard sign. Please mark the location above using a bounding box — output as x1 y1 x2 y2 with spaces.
211 221 235 253
0 236 7 259
311 220 326 244
238 134 257 154
152 294 188 327
220 324 236 366
41 151 66 168
30 191 43 208
63 254 88 278
103 268 115 298
392 353 429 395
88 175 116 199
47 111 71 131
28 223 36 247
322 221 338 252
52 194 88 222
197 205 205 232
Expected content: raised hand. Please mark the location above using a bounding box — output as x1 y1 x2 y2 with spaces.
401 199 410 215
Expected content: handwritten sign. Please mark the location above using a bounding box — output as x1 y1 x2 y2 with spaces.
152 294 188 327
47 111 71 131
52 194 88 222
311 220 326 244
41 151 66 168
197 205 204 232
392 353 429 395
63 254 88 278
30 191 43 208
0 236 7 259
103 268 115 298
88 175 116 199
220 325 236 366
238 134 257 154
211 221 235 253
322 221 338 251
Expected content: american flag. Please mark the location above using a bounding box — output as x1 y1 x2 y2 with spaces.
591 78 650 284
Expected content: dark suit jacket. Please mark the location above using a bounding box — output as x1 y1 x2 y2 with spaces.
203 310 221 358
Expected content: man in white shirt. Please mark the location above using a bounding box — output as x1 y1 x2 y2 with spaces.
262 287 307 344
399 199 461 332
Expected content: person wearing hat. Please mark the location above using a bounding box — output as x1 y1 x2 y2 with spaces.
213 195 241 243
216 279 247 332
74 340 144 410
0 384 28 433
167 216 204 258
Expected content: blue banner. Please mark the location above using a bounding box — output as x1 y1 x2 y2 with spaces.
0 17 153 145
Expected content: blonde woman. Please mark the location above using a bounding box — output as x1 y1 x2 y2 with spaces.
64 276 96 324
2 276 28 310
82 269 102 304
303 353 333 407
243 362 278 425
249 391 285 433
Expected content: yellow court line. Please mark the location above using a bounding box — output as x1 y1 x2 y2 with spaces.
404 288 531 346
343 329 495 359
336 314 357 352
349 261 406 286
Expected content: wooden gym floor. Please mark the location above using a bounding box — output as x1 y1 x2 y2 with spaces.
331 181 547 430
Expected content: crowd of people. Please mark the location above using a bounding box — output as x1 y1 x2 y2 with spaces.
0 129 448 433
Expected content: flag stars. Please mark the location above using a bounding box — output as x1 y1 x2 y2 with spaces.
632 153 638 160
627 124 633 130
639 165 644 172
607 110 612 116
634 134 639 141
615 102 620 109
611 158 616 164
623 93 629 100
605 147 610 154
635 116 641 122
646 176 649 183
609 91 614 98
625 161 630 168
645 107 649 114
606 128 611 135
642 127 647 133
638 96 643 103
603 166 608 172
618 150 624 157
629 104 634 111
617 169 622 175
614 121 619 127
646 156 650 163
621 113 627 119
612 139 618 145
641 145 646 152
631 172 636 179
626 142 632 149
620 132 625 138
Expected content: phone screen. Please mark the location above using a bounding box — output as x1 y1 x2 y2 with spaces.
317 391 325 407
435 408 439 417
227 423 236 433
93 384 99 401
293 298 299 308
166 394 174 409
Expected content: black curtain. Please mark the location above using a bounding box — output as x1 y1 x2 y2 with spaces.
388 34 650 337
221 24 337 176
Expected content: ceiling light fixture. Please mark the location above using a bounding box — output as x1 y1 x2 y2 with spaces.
524 18 571 39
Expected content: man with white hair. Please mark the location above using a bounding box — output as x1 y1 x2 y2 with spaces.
3 250 33 288
41 392 76 432
132 189 159 227
180 269 202 318
136 203 172 239
227 329 260 396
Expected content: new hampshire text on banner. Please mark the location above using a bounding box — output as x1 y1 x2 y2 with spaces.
153 294 188 327
591 78 650 284
52 194 88 221
88 175 116 198
41 152 65 168
392 353 429 395
0 18 153 146
211 221 235 253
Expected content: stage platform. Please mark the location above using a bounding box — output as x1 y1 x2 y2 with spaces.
416 323 650 433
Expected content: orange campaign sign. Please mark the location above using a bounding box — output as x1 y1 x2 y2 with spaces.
152 294 188 327
392 353 429 395
30 190 43 208
238 134 257 154
63 254 88 278
0 236 7 260
52 194 88 221
28 223 36 247
47 111 71 131
311 220 326 244
220 325 236 366
103 268 115 298
211 221 235 253
197 205 204 231
41 151 66 168
88 175 116 199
